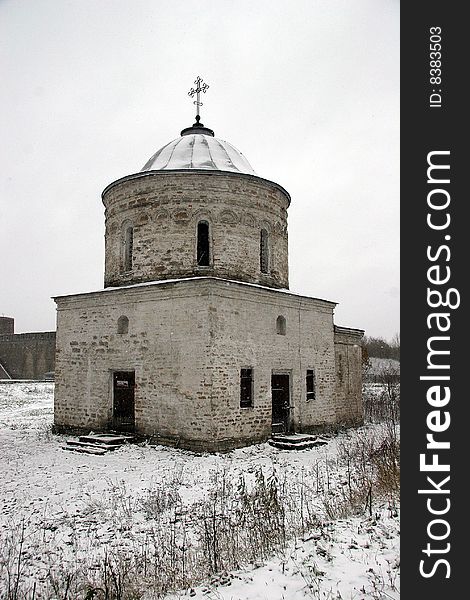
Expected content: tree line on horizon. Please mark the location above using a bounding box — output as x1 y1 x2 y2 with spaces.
362 333 400 361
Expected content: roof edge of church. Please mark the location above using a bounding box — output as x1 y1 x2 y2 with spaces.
52 276 336 306
101 169 291 205
334 325 365 337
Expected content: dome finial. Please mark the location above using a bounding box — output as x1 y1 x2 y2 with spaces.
181 76 214 136
188 76 209 121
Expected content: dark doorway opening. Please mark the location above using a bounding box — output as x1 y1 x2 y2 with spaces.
271 373 290 434
112 371 135 432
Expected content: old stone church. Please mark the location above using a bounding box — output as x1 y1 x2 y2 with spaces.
53 85 363 451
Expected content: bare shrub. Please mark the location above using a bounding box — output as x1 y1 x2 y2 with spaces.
35 422 54 442
0 519 27 600
363 367 400 425
323 419 400 519
192 467 288 576
81 549 145 600
370 433 400 494
138 483 182 520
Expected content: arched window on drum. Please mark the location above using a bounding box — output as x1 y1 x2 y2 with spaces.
197 220 210 266
260 229 269 273
121 223 134 272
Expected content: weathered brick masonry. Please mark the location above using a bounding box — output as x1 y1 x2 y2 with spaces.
54 279 362 450
0 331 56 379
103 171 289 290
334 326 364 425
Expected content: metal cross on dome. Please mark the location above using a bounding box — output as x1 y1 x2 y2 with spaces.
188 76 209 120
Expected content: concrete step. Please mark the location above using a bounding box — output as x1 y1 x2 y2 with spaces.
268 433 328 451
78 434 132 446
62 444 108 456
62 431 135 455
66 439 119 451
271 433 319 444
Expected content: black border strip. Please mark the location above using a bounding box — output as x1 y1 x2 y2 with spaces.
401 5 465 597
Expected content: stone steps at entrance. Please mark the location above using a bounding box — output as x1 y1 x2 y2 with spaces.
79 434 132 446
63 444 108 456
268 433 328 451
62 432 135 455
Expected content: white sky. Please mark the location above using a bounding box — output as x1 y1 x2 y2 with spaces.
0 0 399 338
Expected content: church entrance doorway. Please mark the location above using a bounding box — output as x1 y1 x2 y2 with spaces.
112 371 135 432
271 372 291 434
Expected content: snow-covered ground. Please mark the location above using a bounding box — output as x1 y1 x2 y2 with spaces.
0 382 399 599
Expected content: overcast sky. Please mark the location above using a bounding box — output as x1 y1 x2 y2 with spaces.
1 0 399 339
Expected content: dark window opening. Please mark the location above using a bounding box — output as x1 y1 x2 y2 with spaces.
276 315 286 335
306 369 316 401
240 368 253 408
197 221 210 266
124 226 134 271
260 229 269 273
117 315 129 334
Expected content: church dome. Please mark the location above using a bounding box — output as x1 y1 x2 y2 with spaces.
140 120 256 176
102 109 290 291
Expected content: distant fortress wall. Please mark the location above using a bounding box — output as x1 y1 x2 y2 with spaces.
0 318 56 380
0 317 14 335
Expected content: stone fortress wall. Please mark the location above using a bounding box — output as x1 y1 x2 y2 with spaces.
0 317 56 380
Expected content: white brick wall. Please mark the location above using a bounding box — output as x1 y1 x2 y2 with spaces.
334 326 364 426
54 278 362 451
